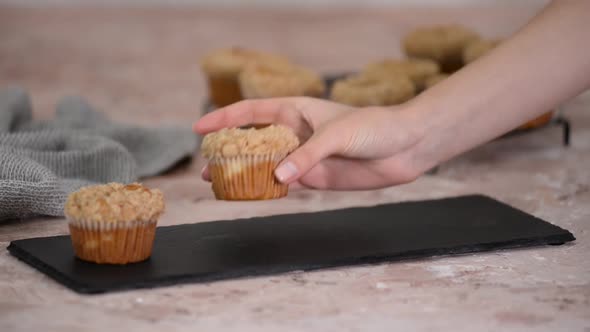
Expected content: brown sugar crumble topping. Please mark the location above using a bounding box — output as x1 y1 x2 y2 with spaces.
201 124 300 158
64 183 165 223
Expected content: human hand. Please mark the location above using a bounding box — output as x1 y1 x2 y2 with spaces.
193 97 430 190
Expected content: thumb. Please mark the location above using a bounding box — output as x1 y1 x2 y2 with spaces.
274 128 343 184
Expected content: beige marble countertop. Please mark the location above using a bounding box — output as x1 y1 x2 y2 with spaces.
0 5 588 332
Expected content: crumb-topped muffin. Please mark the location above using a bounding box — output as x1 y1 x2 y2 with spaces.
200 47 291 107
239 62 325 99
330 74 415 107
363 58 440 91
403 25 479 73
462 39 501 64
424 73 450 89
201 125 299 200
65 183 164 264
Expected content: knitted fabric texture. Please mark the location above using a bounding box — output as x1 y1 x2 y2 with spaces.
0 86 198 221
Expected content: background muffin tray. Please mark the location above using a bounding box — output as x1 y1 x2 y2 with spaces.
8 195 575 294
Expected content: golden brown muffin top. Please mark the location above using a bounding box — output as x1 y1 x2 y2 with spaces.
330 74 415 107
424 73 450 89
239 62 325 98
463 39 501 64
200 47 291 77
201 125 300 158
403 25 479 60
363 58 440 86
64 183 165 223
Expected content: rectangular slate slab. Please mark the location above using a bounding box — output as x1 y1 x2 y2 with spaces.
7 195 575 294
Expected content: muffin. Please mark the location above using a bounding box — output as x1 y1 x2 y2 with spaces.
363 58 440 91
239 62 325 99
201 125 299 200
330 73 416 107
518 112 554 130
64 183 165 265
424 73 450 89
403 25 479 73
463 39 501 64
200 47 291 107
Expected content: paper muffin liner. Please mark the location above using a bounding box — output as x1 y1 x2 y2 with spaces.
207 75 243 108
68 218 158 265
208 154 288 200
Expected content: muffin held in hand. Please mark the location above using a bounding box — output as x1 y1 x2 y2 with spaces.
201 125 300 201
363 58 440 91
65 183 165 265
200 47 291 107
239 62 326 99
462 39 501 64
330 74 415 107
403 25 479 73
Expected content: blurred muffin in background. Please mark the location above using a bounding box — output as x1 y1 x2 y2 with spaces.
463 38 502 64
239 62 325 99
200 47 291 107
423 73 450 89
363 58 440 91
403 25 479 73
330 73 415 107
518 112 554 130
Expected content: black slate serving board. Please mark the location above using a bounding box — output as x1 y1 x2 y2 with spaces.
7 195 575 294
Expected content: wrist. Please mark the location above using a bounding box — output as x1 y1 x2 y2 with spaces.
391 99 446 176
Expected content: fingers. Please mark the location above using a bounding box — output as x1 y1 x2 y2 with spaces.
193 98 296 135
201 164 211 181
274 126 343 184
297 155 420 190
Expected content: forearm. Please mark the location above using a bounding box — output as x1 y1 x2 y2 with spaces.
407 0 590 172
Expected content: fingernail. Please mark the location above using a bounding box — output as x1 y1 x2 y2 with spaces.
201 165 209 180
275 161 298 183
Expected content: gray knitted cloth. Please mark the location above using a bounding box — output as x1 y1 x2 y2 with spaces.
0 86 198 221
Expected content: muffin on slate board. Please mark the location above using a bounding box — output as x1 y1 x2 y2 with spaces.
65 183 165 264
